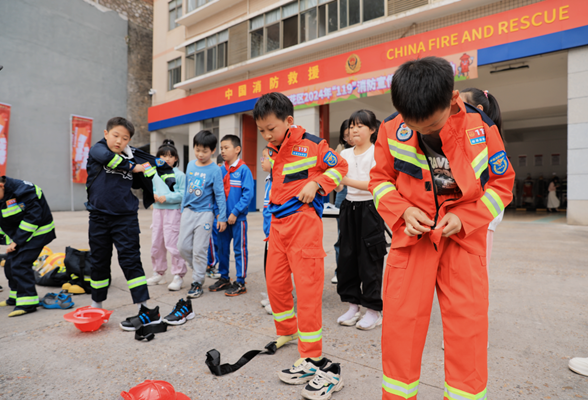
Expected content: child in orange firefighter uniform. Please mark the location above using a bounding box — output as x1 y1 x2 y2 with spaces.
369 57 515 399
254 93 348 394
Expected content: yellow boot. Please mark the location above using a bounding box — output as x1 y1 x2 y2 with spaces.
62 282 72 291
67 284 86 294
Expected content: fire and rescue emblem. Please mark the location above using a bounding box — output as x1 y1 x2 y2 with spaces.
489 150 508 175
345 54 361 74
396 123 413 142
323 151 338 167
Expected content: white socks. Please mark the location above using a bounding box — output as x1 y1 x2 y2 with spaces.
357 309 380 328
337 303 360 323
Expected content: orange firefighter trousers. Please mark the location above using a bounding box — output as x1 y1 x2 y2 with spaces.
266 207 326 358
382 234 488 399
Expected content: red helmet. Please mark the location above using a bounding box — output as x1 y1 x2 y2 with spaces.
121 380 190 400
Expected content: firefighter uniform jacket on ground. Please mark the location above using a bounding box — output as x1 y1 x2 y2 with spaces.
265 125 348 358
85 139 176 213
369 97 515 400
1 177 55 310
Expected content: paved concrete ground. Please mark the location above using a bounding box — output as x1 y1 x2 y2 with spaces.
1 210 587 399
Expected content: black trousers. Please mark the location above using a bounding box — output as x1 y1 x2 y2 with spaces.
88 212 149 304
4 237 47 311
337 199 387 311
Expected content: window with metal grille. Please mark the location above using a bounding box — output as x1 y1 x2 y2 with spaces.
185 30 229 79
168 0 182 30
167 58 182 91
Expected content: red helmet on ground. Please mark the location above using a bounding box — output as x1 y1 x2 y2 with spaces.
120 380 190 400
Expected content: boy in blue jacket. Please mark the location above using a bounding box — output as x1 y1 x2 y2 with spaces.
208 135 254 296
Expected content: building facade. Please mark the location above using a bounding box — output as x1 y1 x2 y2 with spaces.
149 0 588 224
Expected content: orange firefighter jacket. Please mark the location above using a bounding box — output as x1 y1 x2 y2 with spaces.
267 125 348 217
369 98 515 256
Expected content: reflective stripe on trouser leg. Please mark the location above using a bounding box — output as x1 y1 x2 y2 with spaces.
8 243 45 310
88 212 114 303
9 290 17 299
444 382 487 400
289 208 325 358
382 236 440 399
266 220 298 337
437 240 488 399
382 375 419 399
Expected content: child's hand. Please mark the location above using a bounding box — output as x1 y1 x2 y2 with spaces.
217 221 227 232
158 195 166 204
341 176 349 186
6 242 16 253
402 207 434 237
297 181 319 203
153 194 159 202
437 212 462 237
133 163 145 173
227 213 237 225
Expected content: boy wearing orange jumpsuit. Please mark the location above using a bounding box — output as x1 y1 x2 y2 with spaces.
370 57 515 399
254 93 348 392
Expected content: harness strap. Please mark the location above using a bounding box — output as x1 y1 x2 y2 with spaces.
205 341 278 376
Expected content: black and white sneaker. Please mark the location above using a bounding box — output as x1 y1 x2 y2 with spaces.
300 363 344 400
163 298 195 325
278 358 331 385
119 305 162 331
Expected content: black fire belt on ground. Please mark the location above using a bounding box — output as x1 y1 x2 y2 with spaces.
205 341 278 376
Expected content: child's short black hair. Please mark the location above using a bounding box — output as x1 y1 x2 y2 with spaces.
156 139 179 167
216 154 224 165
194 130 217 151
221 134 241 149
106 117 135 137
391 57 454 122
253 92 294 121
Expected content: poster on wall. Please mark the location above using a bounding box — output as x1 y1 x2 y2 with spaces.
70 115 93 184
0 103 11 176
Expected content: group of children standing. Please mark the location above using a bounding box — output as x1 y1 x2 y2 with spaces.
1 56 514 400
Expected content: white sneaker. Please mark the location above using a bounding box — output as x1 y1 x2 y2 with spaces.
337 305 361 326
330 275 338 284
167 275 183 291
265 303 273 315
146 274 166 286
356 310 382 330
569 357 588 376
301 363 343 400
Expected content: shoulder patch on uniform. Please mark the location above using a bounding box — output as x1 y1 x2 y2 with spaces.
464 103 496 128
384 112 399 123
6 199 16 206
396 123 413 142
302 132 324 144
489 150 508 175
268 149 274 157
155 158 166 167
466 126 486 145
323 151 338 167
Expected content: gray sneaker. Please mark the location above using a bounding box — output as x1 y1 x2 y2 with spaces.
187 282 203 298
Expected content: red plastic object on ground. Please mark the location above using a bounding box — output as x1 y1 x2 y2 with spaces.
63 306 113 332
121 380 190 400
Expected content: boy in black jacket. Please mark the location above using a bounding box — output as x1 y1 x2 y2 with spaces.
86 117 163 331
0 177 55 317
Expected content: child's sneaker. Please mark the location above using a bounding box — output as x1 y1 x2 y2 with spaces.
0 285 3 292
300 363 344 400
208 277 231 292
168 275 183 291
278 358 331 385
187 282 203 298
163 298 195 325
355 310 382 330
225 281 246 296
206 266 221 279
119 305 162 331
146 274 166 286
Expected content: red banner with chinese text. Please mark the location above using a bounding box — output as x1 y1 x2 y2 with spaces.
149 0 585 125
0 103 11 176
71 115 93 184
